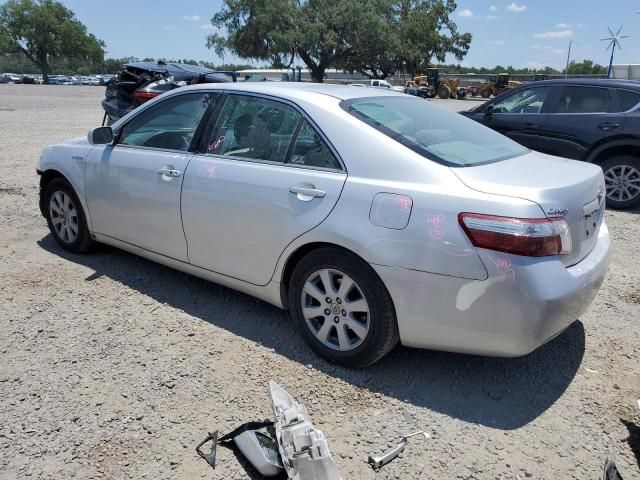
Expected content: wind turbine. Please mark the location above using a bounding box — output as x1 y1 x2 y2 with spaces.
601 26 629 78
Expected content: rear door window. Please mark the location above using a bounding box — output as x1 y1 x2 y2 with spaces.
618 90 640 111
205 94 301 163
554 86 612 113
288 120 341 170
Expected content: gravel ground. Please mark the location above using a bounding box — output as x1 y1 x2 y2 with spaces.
1 85 639 480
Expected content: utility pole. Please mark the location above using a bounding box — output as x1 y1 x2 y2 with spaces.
565 41 572 78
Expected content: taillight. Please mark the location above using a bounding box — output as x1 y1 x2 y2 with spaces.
133 91 160 100
458 213 572 257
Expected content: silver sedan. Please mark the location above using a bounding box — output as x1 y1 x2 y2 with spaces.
37 83 610 367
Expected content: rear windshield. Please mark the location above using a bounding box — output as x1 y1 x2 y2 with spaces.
341 96 528 167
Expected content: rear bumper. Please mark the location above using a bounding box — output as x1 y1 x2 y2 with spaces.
373 222 611 357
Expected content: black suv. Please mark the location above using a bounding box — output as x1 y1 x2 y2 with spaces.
462 79 640 209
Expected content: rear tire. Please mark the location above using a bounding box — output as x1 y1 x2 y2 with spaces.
44 178 95 253
600 155 640 209
288 248 399 368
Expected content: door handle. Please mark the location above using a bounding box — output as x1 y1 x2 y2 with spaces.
598 122 619 131
289 185 326 201
157 167 181 177
524 122 540 129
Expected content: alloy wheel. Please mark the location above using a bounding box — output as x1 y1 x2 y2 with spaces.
301 269 370 352
604 164 640 203
49 190 79 243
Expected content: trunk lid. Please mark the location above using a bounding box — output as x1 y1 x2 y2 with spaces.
452 151 605 266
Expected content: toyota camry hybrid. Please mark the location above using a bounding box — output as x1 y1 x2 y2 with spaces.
37 83 610 367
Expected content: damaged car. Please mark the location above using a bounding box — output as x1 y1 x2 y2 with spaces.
101 61 236 125
38 83 610 367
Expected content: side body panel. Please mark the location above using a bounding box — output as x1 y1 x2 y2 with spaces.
181 154 346 285
84 145 191 262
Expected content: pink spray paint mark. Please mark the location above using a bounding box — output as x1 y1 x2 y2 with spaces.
427 214 445 239
208 135 225 152
493 257 515 283
427 214 445 225
396 195 412 213
429 225 444 240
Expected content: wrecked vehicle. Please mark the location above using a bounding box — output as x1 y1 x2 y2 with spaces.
101 61 236 124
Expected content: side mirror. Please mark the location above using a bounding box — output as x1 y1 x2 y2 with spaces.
484 105 495 118
88 126 114 145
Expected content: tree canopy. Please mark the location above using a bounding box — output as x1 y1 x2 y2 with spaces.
207 0 472 82
0 0 104 83
565 59 607 75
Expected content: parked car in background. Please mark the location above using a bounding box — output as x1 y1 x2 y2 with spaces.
38 83 609 367
2 73 22 84
101 61 237 124
463 79 640 209
347 80 393 89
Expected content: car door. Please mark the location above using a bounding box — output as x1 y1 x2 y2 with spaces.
181 92 347 285
85 92 217 262
469 85 556 152
541 85 626 160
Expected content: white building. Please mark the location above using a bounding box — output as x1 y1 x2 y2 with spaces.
611 64 640 80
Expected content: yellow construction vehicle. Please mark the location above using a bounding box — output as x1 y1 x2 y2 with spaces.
476 73 521 98
423 68 466 99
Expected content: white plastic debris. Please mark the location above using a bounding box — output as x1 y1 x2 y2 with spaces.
268 381 342 480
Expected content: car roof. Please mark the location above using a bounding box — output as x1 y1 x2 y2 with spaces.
516 78 640 90
181 81 405 103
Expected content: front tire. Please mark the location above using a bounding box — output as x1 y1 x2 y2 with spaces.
601 155 640 209
44 178 95 253
437 85 451 99
288 248 399 367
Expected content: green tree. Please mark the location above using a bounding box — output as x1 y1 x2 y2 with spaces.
565 59 607 75
338 0 400 78
207 0 471 82
397 0 471 77
0 0 104 83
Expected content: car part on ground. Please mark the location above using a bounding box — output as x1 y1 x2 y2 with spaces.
233 429 284 477
368 431 429 469
101 61 236 125
269 382 342 480
196 419 281 475
195 431 218 469
602 458 624 480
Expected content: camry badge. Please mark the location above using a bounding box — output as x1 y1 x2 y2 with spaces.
547 208 569 217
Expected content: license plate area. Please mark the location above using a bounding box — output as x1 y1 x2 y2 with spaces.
583 204 603 240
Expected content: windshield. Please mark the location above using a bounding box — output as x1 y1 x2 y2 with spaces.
341 96 528 167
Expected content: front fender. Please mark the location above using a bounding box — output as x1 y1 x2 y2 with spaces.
38 142 95 228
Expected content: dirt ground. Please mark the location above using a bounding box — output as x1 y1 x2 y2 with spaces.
0 85 639 480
